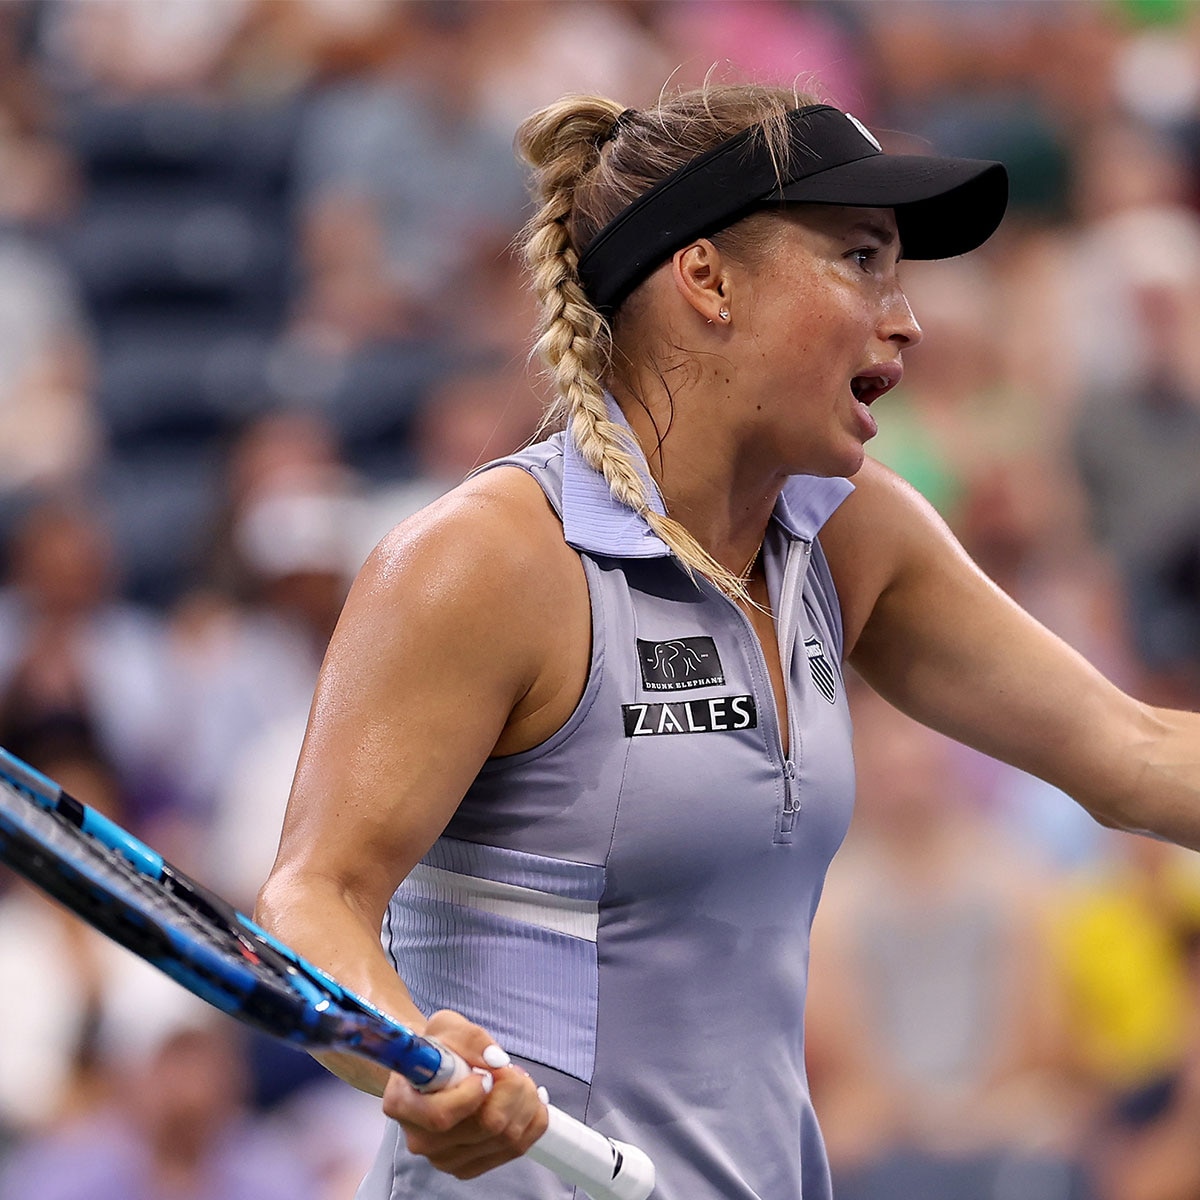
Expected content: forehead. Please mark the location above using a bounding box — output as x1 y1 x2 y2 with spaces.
777 204 900 242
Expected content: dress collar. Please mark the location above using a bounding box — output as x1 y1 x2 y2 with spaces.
560 395 854 558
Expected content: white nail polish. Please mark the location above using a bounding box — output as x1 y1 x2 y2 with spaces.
536 1086 550 1104
482 1044 511 1069
473 1067 494 1094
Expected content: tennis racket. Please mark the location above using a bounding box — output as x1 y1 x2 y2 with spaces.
0 745 654 1200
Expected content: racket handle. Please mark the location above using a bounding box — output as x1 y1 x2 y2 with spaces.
527 1106 655 1200
417 1042 655 1200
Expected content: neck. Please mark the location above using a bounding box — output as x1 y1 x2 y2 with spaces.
611 381 787 576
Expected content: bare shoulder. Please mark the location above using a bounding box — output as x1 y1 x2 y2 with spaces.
352 465 586 649
348 465 591 755
819 457 963 656
367 465 573 591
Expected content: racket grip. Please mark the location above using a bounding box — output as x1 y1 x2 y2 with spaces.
418 1042 654 1200
528 1106 655 1200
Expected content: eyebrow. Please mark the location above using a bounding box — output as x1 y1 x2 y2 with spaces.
847 220 896 245
846 217 903 261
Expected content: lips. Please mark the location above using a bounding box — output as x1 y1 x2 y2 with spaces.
850 361 903 406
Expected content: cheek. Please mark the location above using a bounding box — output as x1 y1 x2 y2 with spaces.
778 278 855 343
746 275 866 396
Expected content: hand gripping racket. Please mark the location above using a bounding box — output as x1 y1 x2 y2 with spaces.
0 746 654 1200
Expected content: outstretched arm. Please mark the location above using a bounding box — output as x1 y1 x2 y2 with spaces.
821 459 1200 844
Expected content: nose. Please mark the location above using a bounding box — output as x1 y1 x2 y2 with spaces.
883 287 922 350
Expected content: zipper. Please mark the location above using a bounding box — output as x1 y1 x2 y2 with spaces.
774 541 809 837
780 757 800 834
708 536 811 840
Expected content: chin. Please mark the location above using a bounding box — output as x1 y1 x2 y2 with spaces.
774 429 867 479
842 444 869 477
804 442 866 480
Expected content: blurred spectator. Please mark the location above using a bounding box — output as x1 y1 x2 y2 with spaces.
466 0 674 134
870 258 1008 525
1090 928 1200 1200
0 235 98 514
1050 834 1200 1104
269 1078 383 1200
358 359 544 548
0 496 180 825
0 4 81 226
0 7 96 515
1072 207 1200 701
205 410 359 641
37 0 253 99
658 0 868 111
808 691 1084 1199
1065 121 1197 396
288 2 527 344
225 0 410 100
168 411 360 901
1111 2 1200 131
0 965 316 1200
0 740 128 1134
864 0 1074 219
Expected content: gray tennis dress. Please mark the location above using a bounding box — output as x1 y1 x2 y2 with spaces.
357 413 857 1200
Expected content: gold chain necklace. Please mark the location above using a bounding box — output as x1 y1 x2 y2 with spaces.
716 535 766 600
737 537 765 584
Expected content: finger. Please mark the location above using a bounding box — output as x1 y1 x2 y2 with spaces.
383 1063 493 1132
436 1142 537 1181
425 1088 551 1179
474 1066 550 1149
407 1059 548 1166
423 1010 513 1073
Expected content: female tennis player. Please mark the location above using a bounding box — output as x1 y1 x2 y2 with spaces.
255 83 1200 1200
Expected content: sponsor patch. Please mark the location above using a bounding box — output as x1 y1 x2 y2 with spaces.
636 637 724 691
805 636 838 704
622 695 757 737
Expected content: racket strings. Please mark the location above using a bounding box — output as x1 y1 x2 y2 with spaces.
0 778 403 1059
0 781 289 991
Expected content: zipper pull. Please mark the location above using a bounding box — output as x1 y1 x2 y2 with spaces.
782 759 799 813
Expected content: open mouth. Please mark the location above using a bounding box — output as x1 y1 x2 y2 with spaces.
850 368 901 406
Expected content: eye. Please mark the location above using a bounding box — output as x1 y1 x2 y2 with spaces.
848 246 879 271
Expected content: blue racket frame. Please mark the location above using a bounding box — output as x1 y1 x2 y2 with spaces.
0 745 448 1084
0 744 656 1200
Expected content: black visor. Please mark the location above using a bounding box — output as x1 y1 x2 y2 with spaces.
577 104 1009 315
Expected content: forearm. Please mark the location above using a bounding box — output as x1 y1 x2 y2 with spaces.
850 547 1200 849
1101 704 1200 851
254 868 425 1097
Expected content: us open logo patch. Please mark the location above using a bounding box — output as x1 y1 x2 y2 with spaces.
805 636 838 704
637 637 725 691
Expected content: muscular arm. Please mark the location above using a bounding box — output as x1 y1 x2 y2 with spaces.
822 459 1200 843
254 468 590 1095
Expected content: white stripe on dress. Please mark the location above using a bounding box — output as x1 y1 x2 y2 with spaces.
403 863 600 942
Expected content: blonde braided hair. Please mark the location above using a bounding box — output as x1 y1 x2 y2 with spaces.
514 84 816 602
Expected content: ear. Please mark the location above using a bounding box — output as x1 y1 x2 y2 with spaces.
668 239 731 325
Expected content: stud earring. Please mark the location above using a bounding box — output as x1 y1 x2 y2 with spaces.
719 307 730 322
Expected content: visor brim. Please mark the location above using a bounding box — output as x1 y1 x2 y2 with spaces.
778 155 1009 259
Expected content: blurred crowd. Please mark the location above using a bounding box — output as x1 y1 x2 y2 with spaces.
0 1 1198 1197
